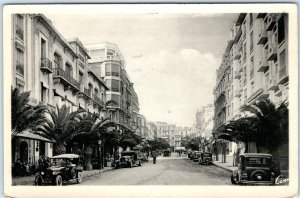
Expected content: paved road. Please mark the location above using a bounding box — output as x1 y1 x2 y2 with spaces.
79 156 231 185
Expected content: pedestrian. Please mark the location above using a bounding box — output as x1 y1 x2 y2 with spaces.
152 151 157 164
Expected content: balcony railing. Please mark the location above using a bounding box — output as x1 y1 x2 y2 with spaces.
234 70 241 79
53 67 80 91
93 94 105 107
15 25 24 40
106 55 121 62
40 58 53 74
16 61 24 76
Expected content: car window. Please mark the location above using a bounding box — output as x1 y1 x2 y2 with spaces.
246 157 271 166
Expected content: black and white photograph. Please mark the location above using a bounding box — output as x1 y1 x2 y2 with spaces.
3 4 298 198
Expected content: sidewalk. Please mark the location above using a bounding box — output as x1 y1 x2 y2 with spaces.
12 166 114 186
212 155 235 172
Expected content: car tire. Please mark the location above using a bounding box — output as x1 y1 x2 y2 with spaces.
35 175 43 186
250 170 268 181
138 161 141 166
129 161 132 168
76 172 83 184
55 175 63 186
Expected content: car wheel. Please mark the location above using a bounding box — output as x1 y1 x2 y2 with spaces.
76 172 83 184
129 161 132 168
250 170 267 181
55 175 63 186
138 161 142 166
35 175 43 186
231 175 237 184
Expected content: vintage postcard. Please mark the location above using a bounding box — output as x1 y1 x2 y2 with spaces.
3 3 298 198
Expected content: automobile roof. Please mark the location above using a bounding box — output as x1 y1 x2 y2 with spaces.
51 154 80 159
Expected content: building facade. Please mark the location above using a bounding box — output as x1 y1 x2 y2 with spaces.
213 13 289 157
196 104 214 139
86 43 140 134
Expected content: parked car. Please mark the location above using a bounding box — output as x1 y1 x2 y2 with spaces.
115 151 143 168
192 151 202 162
231 153 278 185
188 151 195 159
35 154 83 186
199 152 213 165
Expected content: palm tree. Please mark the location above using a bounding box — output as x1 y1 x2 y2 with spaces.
35 105 85 155
221 99 288 154
73 113 111 170
11 87 49 136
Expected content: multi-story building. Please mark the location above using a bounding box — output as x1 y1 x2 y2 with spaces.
196 104 214 138
11 14 108 163
213 13 288 158
146 121 157 140
86 43 139 134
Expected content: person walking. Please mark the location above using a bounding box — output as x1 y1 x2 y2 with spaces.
152 151 157 164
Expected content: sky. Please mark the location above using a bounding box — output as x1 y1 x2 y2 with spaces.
46 13 237 127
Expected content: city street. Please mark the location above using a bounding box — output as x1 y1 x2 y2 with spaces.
79 156 231 185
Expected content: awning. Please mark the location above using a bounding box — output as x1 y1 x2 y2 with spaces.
14 130 53 142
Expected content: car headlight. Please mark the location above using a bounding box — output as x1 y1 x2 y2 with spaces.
41 172 44 175
52 171 59 175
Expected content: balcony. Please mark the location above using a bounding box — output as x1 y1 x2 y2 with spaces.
93 94 105 107
266 14 276 31
278 66 289 85
257 59 269 72
15 25 24 41
16 61 24 76
268 76 279 91
234 70 241 79
40 58 53 74
257 13 267 19
257 31 268 45
106 55 121 62
267 44 277 61
53 67 80 92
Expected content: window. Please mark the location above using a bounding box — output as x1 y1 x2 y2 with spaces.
41 83 48 103
41 38 47 59
16 14 24 40
250 57 254 79
250 32 253 53
243 66 247 85
16 48 24 76
65 63 73 77
106 79 120 92
249 13 253 27
79 72 84 84
279 50 287 79
54 53 62 68
251 81 254 93
278 16 285 44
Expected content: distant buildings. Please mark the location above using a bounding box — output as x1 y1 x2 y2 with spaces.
213 13 288 157
195 104 214 139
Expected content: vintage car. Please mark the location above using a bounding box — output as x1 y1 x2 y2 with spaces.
231 153 278 185
34 154 83 186
199 152 213 165
115 151 143 168
192 151 202 162
188 151 195 159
